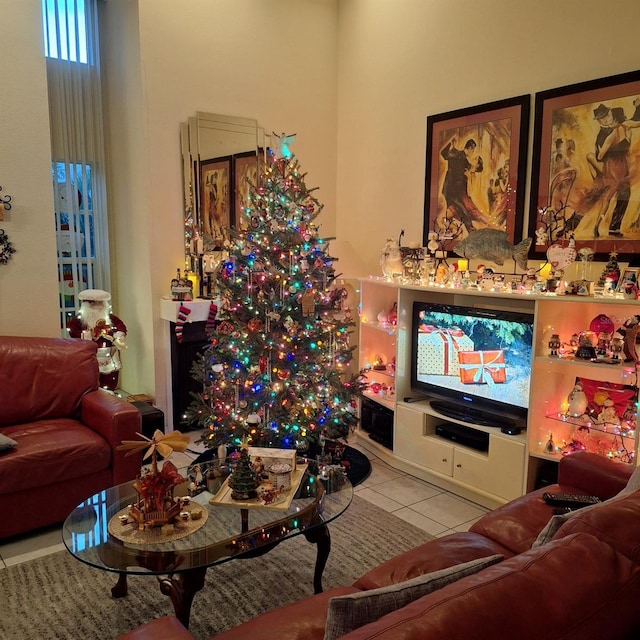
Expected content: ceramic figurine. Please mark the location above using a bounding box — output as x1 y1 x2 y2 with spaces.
567 382 588 417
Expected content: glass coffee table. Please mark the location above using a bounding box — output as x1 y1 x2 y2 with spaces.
62 463 352 629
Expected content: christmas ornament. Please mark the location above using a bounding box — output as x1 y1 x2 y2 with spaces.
247 317 264 333
301 290 315 317
546 243 576 271
217 320 234 335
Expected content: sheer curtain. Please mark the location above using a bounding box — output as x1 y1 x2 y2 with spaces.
42 0 110 331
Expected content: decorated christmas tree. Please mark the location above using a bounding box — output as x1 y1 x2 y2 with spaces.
184 136 363 453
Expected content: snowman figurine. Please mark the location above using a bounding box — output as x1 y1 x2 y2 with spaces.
567 382 588 417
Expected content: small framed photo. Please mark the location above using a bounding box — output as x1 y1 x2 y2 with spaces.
529 69 640 261
200 156 232 249
423 94 530 250
616 267 639 296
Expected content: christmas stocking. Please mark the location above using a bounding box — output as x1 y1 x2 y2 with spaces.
175 304 191 343
206 301 218 333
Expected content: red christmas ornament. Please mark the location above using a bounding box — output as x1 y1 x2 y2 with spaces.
259 356 267 373
247 317 264 333
277 369 291 380
217 321 234 335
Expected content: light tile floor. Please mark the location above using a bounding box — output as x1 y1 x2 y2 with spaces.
0 431 489 569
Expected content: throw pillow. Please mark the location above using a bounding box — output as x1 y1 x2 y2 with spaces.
323 554 504 640
532 482 639 548
532 512 571 547
0 434 17 451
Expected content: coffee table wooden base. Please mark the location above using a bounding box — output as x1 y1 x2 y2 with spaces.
109 526 330 629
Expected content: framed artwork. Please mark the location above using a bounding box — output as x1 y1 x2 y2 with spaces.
233 151 259 232
616 267 639 295
423 95 530 249
529 69 640 261
200 156 232 249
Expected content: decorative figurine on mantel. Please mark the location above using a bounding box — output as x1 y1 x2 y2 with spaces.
380 236 403 280
117 429 190 531
67 289 127 390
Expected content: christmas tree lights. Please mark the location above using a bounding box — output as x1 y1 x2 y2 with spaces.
184 139 364 453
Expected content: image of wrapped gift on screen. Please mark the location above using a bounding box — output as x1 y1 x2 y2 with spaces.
411 302 534 425
458 350 507 385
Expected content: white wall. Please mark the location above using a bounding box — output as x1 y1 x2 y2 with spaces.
4 0 640 421
103 0 339 422
0 0 60 337
336 0 640 274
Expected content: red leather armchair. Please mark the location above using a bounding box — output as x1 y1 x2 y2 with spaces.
0 336 141 539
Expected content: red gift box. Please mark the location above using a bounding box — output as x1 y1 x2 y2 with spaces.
458 350 506 385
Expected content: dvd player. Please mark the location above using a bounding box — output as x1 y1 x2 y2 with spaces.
435 422 489 452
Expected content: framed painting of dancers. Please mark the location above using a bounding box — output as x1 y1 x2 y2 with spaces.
423 95 530 251
200 155 232 250
529 69 640 261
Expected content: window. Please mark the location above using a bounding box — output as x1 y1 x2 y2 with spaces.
42 0 89 63
42 0 110 331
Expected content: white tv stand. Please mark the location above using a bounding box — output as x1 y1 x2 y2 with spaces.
356 277 638 509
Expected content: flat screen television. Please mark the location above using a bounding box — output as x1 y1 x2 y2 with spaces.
410 301 534 428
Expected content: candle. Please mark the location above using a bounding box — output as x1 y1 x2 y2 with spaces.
457 259 468 272
539 263 552 280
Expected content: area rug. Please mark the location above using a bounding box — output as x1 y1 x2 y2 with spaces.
0 495 432 640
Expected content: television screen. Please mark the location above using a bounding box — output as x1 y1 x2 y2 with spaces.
411 301 534 425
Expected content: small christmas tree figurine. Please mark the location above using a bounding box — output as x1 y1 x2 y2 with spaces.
228 448 259 500
596 251 621 292
184 135 365 454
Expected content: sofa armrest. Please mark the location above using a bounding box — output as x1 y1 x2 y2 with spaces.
81 390 141 485
558 451 632 500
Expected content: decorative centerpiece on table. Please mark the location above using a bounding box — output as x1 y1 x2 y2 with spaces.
117 429 191 530
228 447 260 501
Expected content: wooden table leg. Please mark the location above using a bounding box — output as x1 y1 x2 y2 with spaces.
157 567 207 629
111 572 128 598
303 524 331 594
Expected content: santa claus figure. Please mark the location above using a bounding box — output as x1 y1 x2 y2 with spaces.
67 289 127 390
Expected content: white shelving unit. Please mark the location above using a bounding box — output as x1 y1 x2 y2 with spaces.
356 277 639 509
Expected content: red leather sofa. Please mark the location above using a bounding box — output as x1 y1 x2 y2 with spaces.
0 336 141 539
118 451 640 640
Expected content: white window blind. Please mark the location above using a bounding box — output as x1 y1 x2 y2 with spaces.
42 0 110 332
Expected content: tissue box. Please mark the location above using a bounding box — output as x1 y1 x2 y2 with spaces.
248 447 297 472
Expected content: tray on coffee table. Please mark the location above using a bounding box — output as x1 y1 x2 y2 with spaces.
209 464 308 511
